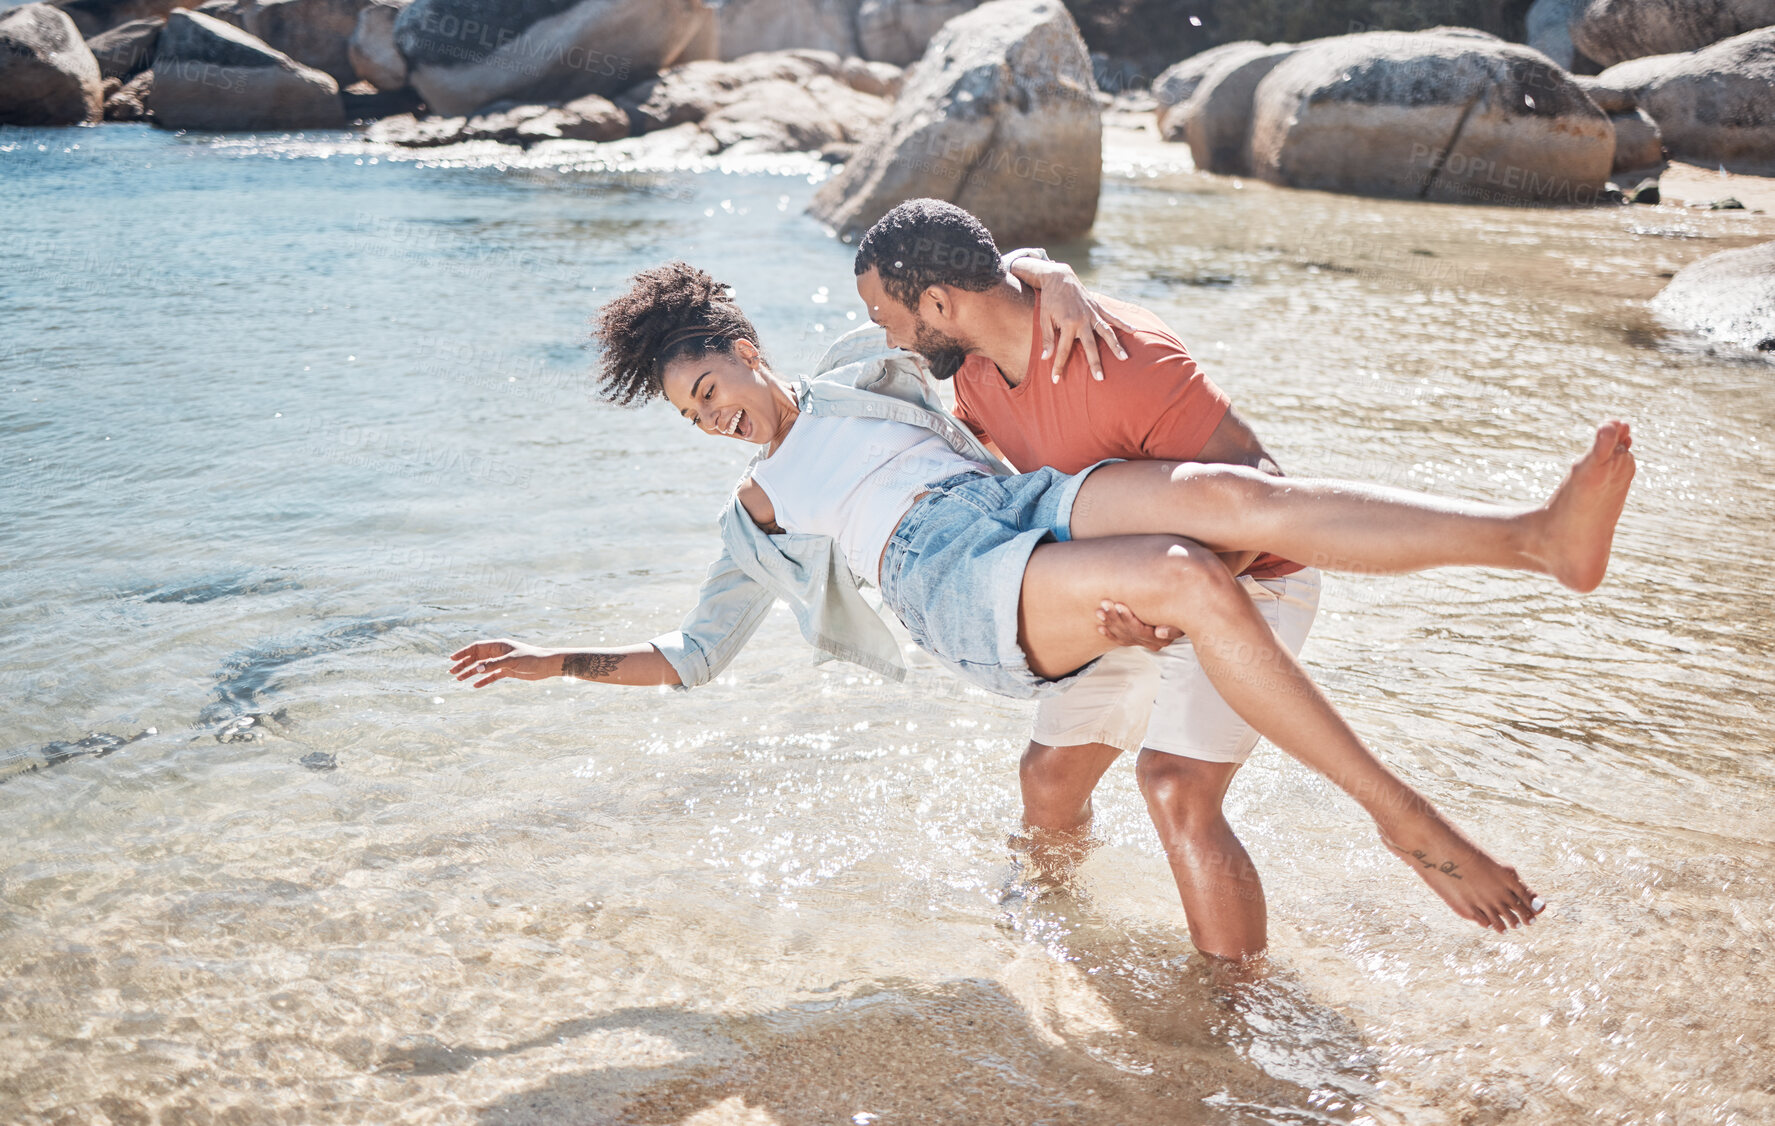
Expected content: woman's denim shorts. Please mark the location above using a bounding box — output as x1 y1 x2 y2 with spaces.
878 463 1115 700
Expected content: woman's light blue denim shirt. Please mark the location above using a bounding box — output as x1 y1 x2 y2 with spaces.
647 325 1012 687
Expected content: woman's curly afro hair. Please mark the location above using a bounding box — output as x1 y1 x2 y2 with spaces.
592 261 762 407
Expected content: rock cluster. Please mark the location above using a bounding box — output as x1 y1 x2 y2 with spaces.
1570 0 1775 68
1153 4 1775 199
3 0 991 135
1593 26 1775 172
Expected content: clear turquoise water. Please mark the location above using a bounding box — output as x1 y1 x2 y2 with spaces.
3 121 1774 1124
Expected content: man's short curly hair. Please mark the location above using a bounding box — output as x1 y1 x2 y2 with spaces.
853 198 1004 310
592 261 761 406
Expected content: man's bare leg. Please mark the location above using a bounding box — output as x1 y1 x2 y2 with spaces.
1018 535 1541 933
1135 752 1267 960
1068 421 1636 593
1016 741 1121 886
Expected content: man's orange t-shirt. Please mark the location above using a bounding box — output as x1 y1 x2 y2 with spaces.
951 292 1298 579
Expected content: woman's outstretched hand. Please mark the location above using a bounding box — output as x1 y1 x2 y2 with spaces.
450 639 561 687
1011 258 1133 382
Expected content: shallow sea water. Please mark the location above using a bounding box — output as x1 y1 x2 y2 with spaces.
3 124 1774 1125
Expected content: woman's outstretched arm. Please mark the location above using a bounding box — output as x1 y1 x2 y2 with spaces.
450 640 681 687
450 544 777 691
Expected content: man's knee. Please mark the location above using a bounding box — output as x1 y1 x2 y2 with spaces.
1020 741 1119 821
1018 741 1063 793
1136 750 1237 829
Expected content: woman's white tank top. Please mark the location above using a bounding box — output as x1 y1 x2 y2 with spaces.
750 413 988 585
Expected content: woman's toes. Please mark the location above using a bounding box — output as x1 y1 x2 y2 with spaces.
1593 422 1618 457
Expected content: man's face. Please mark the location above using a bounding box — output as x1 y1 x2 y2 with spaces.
857 267 970 380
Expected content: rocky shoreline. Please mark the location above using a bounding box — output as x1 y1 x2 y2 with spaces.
6 0 1770 198
4 0 1773 349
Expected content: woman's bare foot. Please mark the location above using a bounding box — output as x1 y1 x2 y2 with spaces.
1378 814 1544 933
1531 420 1636 592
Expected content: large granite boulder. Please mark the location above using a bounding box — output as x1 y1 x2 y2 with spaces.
1151 40 1261 117
147 8 344 129
810 0 1100 245
86 15 161 79
243 0 374 84
715 0 858 59
50 0 195 37
856 0 979 65
393 0 713 116
1596 27 1775 171
1172 43 1296 174
348 0 409 89
1248 31 1615 204
1153 40 1271 141
1570 0 1775 68
1652 240 1775 353
0 4 103 124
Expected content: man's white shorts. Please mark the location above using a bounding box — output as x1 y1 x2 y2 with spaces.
1030 569 1322 763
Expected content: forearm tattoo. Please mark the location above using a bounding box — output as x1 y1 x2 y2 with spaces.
562 652 623 681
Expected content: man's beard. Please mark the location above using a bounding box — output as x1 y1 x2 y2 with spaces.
912 319 969 381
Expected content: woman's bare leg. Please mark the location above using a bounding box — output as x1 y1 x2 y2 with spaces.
1017 534 1540 932
1067 421 1635 592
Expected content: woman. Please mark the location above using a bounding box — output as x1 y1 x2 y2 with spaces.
450 262 1637 936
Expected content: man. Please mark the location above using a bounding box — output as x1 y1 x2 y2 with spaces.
852 198 1320 962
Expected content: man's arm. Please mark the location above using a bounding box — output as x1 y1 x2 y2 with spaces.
1195 406 1282 477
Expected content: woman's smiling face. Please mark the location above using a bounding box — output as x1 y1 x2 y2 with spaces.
661 338 792 447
